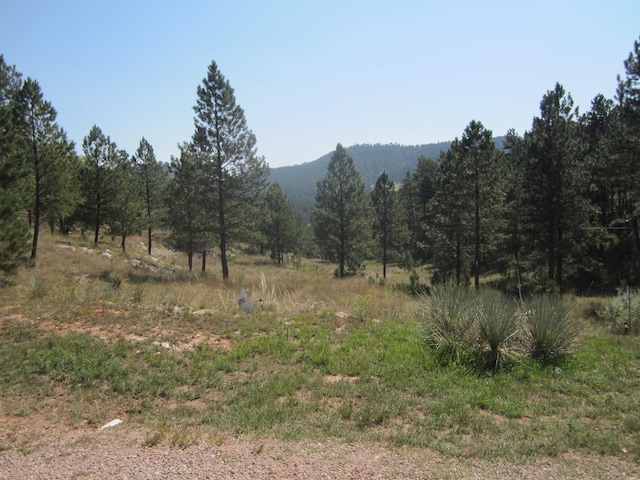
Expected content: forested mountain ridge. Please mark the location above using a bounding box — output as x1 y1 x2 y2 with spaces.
269 142 453 217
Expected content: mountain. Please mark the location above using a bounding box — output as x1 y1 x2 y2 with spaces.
268 142 452 218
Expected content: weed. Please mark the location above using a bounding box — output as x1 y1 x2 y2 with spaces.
353 294 373 321
109 271 128 290
28 276 47 300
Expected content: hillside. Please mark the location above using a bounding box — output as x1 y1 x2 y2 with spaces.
268 142 452 218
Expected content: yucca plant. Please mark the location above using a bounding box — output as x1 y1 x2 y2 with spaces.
416 282 476 367
475 289 518 371
522 295 577 365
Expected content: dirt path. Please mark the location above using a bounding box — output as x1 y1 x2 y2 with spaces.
1 423 638 479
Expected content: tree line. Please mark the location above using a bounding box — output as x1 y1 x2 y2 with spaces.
1 35 639 292
313 37 640 294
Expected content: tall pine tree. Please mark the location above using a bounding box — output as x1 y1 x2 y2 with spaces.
520 83 590 290
15 78 77 263
371 171 406 279
259 182 300 264
78 125 118 248
133 138 167 255
191 60 269 279
312 143 372 278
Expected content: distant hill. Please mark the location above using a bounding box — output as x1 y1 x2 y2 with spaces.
269 142 452 218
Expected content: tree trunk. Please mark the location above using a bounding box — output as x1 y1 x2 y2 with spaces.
556 226 563 290
30 152 40 265
474 159 480 289
202 249 207 272
220 237 229 279
121 234 126 253
147 227 152 255
188 251 193 271
455 233 461 285
382 230 388 279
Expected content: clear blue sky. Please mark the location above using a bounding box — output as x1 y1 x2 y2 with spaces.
2 0 639 168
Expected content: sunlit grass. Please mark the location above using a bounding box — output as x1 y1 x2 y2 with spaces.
1 231 639 463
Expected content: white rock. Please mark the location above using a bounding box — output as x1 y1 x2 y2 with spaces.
99 418 123 431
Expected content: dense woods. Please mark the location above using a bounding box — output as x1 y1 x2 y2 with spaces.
1 35 640 292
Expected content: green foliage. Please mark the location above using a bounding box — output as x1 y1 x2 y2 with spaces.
15 78 79 263
258 183 302 264
353 294 373 322
597 287 640 335
1 292 639 461
312 144 372 278
77 125 120 248
417 283 578 371
165 148 210 271
133 137 167 255
392 269 428 296
269 142 451 220
475 289 518 371
30 333 126 387
522 295 578 365
191 59 269 279
417 282 476 367
371 171 408 278
108 148 144 252
0 187 30 284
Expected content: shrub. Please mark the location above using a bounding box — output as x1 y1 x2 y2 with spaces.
416 282 476 367
475 289 518 371
597 287 640 335
522 295 577 365
393 270 429 296
28 277 48 300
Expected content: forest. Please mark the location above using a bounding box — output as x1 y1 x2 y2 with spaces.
1 34 640 294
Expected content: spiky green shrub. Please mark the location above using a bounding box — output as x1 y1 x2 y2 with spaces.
522 295 577 365
475 289 518 371
416 282 476 367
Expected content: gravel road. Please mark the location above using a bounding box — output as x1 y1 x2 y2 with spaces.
2 424 639 479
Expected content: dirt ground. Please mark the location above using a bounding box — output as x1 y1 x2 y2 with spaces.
1 420 639 480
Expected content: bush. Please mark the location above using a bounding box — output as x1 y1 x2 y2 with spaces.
597 287 640 335
416 282 476 367
416 284 579 372
475 289 518 371
393 270 429 296
522 295 577 365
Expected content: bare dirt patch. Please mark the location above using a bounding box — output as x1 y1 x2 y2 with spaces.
1 421 638 479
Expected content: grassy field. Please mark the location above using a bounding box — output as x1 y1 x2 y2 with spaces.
1 232 639 464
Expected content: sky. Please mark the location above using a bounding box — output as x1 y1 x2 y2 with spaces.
2 0 639 169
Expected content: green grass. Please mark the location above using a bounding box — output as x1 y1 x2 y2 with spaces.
1 232 639 465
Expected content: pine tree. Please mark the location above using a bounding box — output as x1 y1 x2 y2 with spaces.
165 146 210 271
259 182 300 264
459 120 506 288
0 55 26 194
133 138 167 255
192 60 269 279
0 189 30 284
398 156 438 266
371 171 406 279
108 148 144 253
0 55 30 281
78 125 118 248
429 140 473 285
312 143 372 278
15 78 77 263
520 83 590 290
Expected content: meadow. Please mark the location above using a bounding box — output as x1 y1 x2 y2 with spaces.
1 231 639 467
